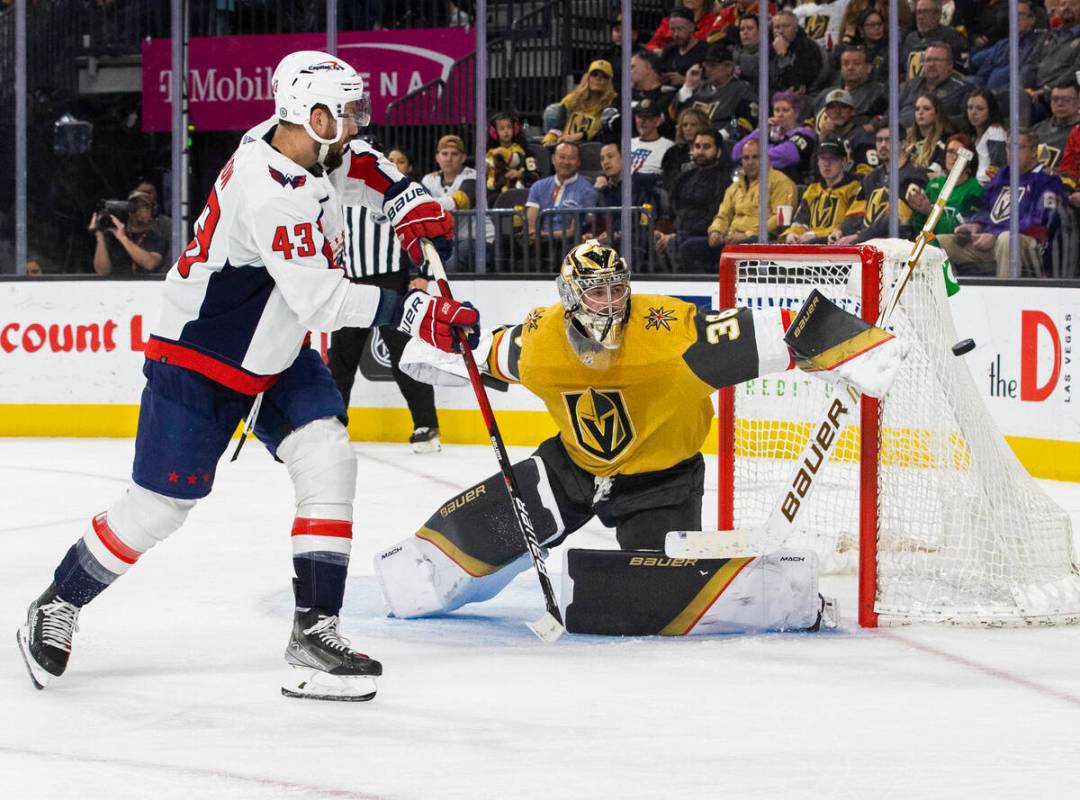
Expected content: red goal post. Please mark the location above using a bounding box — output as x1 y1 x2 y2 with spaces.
715 241 1080 629
716 244 883 626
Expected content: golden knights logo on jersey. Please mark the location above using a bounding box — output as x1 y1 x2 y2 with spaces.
864 188 890 225
564 388 635 462
809 193 841 230
802 14 829 41
989 186 1026 225
1038 143 1063 171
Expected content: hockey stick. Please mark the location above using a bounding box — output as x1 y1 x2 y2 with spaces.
419 240 565 642
668 148 975 560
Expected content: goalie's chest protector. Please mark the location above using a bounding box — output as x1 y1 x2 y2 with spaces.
517 294 715 477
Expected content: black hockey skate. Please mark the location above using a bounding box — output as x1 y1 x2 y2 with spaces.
409 426 441 454
16 584 81 690
282 608 382 701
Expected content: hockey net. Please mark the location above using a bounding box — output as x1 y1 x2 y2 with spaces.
718 240 1080 626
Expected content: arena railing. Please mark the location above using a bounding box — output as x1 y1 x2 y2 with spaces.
448 204 665 274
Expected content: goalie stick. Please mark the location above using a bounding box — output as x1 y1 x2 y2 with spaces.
667 148 975 561
420 240 565 642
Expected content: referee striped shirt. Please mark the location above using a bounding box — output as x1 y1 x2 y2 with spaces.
342 205 408 279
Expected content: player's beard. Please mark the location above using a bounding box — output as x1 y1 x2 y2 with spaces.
321 140 347 173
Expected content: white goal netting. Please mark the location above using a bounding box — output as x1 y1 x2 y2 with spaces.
722 240 1080 625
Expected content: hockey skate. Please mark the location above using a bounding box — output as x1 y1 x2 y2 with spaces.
282 608 382 701
16 584 81 690
409 426 441 454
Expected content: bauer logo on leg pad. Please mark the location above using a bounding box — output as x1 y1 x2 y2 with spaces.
438 484 486 518
628 557 699 567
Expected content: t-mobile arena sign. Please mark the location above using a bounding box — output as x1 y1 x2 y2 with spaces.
142 29 474 132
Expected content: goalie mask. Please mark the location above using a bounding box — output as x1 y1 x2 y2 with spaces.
272 51 371 167
557 241 631 363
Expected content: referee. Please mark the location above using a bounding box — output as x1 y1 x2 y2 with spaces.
328 200 441 453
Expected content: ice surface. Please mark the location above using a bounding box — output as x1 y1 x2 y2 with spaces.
3 438 1080 799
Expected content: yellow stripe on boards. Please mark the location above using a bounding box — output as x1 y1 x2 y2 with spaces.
0 405 143 437
0 406 1076 481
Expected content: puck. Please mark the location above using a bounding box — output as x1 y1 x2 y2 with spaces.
952 338 975 356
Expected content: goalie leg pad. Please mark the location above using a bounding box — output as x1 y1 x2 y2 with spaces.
561 548 822 636
374 455 573 617
375 535 534 618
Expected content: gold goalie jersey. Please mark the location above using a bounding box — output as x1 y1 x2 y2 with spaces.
486 293 794 477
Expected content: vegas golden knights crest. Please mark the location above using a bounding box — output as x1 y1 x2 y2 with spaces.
1038 143 1063 171
564 387 635 461
809 193 840 230
803 14 828 41
865 188 890 224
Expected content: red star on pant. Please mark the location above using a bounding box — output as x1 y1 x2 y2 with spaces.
202 472 211 483
167 471 179 483
187 474 198 485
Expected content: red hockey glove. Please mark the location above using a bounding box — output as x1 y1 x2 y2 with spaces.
397 289 480 353
384 183 454 266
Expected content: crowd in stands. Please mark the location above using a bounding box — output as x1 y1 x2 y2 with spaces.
15 0 1080 276
425 0 1079 275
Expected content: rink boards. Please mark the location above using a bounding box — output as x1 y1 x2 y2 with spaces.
0 275 1077 481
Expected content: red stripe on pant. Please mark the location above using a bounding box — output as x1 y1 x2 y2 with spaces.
92 513 141 565
291 518 353 538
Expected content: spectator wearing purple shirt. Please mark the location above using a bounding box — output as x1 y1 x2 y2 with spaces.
937 129 1070 277
733 91 816 184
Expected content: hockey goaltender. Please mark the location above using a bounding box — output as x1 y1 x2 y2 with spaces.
378 240 907 636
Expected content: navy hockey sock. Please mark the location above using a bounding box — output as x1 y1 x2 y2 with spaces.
53 541 113 607
293 555 348 615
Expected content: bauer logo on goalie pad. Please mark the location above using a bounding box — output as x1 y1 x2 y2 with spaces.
563 388 635 462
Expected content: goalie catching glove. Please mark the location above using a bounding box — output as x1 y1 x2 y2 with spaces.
784 289 908 398
397 289 480 353
382 182 454 267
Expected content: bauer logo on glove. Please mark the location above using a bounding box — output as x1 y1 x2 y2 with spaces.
784 289 909 398
384 183 454 266
398 289 480 353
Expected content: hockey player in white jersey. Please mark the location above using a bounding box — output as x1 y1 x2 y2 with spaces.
16 51 478 702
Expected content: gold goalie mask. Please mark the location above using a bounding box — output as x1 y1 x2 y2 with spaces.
557 241 631 365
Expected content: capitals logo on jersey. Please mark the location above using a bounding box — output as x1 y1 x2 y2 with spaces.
268 165 307 190
564 388 635 462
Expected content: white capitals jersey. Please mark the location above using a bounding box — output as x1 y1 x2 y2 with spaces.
147 118 425 395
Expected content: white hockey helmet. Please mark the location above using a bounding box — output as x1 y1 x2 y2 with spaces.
557 240 631 355
272 50 370 149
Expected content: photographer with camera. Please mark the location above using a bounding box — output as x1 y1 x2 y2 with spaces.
89 189 167 276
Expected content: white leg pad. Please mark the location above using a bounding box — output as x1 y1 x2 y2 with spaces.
374 535 531 618
690 549 823 635
278 417 357 521
82 484 195 575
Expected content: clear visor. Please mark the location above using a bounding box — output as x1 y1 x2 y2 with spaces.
580 282 629 316
342 94 372 129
